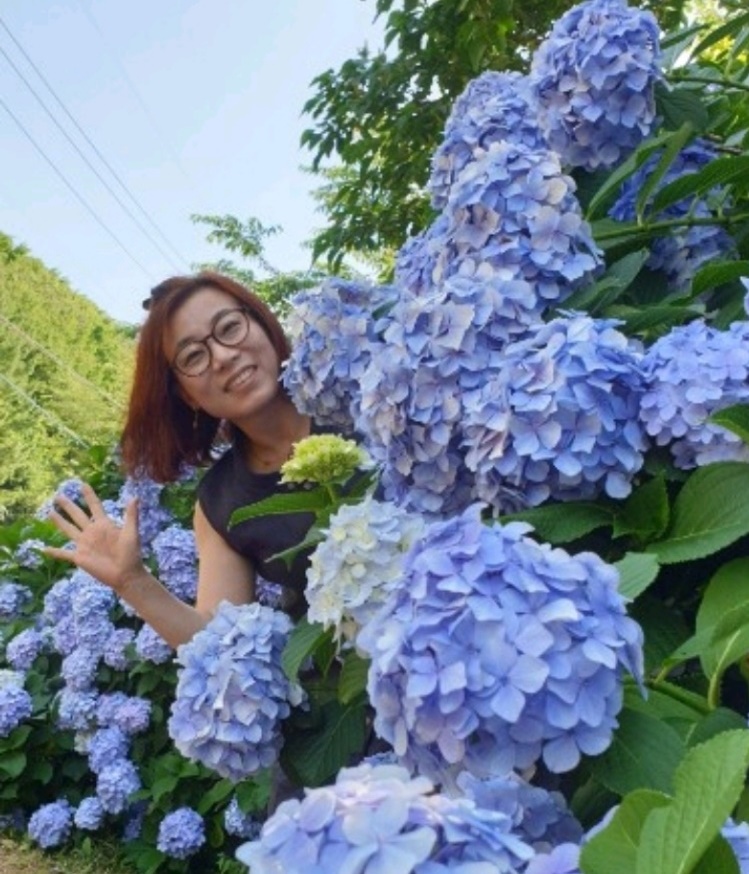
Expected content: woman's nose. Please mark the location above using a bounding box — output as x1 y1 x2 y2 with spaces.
207 337 239 369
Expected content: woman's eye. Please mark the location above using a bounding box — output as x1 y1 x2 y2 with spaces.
180 347 207 369
217 317 243 340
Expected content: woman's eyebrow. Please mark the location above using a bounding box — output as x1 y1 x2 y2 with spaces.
173 308 237 351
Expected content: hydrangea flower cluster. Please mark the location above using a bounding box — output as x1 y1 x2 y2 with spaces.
609 140 736 292
119 474 174 553
393 214 450 298
5 628 45 671
531 0 661 171
0 683 33 737
224 797 262 839
306 497 426 633
281 434 370 486
282 278 397 430
639 318 749 468
236 762 534 874
157 807 206 859
168 601 303 781
0 581 32 618
152 525 198 603
429 71 547 209
96 758 141 814
74 797 105 831
14 538 46 570
462 314 648 508
135 623 173 664
526 843 582 874
27 800 74 849
96 691 152 735
36 477 84 519
358 505 643 778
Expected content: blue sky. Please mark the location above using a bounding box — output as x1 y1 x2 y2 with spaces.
0 0 384 323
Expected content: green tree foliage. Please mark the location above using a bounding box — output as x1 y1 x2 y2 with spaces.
0 232 133 519
302 0 690 270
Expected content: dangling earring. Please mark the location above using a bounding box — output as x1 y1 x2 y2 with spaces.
193 408 200 430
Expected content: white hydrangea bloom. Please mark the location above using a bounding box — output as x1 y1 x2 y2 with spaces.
306 497 426 636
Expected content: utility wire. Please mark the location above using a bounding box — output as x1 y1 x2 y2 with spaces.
0 26 187 273
0 311 127 411
0 92 156 280
0 372 90 447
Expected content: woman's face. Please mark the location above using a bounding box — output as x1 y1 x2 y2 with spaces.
163 286 282 423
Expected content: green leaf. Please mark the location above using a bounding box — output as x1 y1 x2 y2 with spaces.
613 475 670 543
0 750 26 779
646 463 749 564
502 501 613 543
651 154 749 216
229 487 331 527
581 789 672 874
563 249 649 313
696 558 749 673
196 779 235 815
636 122 695 221
281 618 332 682
635 730 749 874
691 261 749 298
692 836 741 874
687 708 749 749
705 602 749 701
710 404 749 446
615 553 661 601
338 651 370 704
656 85 709 133
593 708 685 797
688 10 749 59
235 770 271 811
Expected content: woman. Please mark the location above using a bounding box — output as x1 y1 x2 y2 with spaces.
45 272 317 648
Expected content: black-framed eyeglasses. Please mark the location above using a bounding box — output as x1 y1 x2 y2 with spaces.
171 308 252 377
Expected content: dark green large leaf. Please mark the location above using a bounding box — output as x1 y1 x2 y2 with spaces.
502 501 613 543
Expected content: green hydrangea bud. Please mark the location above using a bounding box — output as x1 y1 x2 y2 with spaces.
280 435 369 485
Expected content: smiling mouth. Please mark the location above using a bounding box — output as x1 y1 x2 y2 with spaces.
224 366 256 392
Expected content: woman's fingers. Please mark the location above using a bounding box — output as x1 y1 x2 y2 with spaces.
42 545 77 565
47 507 83 541
54 493 92 529
81 482 108 521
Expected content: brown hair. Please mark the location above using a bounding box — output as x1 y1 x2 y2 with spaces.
120 272 291 482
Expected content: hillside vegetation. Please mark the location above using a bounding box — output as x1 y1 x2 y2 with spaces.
0 232 134 520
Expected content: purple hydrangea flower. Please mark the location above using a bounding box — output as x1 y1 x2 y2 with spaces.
36 477 84 520
87 725 131 774
526 843 582 874
224 797 261 839
462 314 648 509
639 319 749 468
236 762 533 873
394 214 450 299
168 602 303 781
14 538 46 570
0 685 33 737
358 505 643 778
102 627 136 670
61 647 100 691
119 474 174 554
56 688 99 732
609 140 737 292
134 623 173 664
5 628 46 671
96 758 141 814
531 0 661 171
157 807 206 860
74 797 105 831
0 581 32 618
71 578 116 653
27 800 74 849
430 71 546 209
122 801 147 843
282 278 398 430
152 525 198 603
96 692 151 735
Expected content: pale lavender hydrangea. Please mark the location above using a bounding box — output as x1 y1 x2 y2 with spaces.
639 319 749 468
609 140 736 292
14 538 46 570
0 581 32 618
168 601 303 781
358 505 643 779
526 843 582 874
56 688 99 732
102 627 136 670
531 0 661 171
134 623 173 664
74 797 105 831
96 758 141 814
306 497 426 633
61 647 100 691
36 477 84 520
71 578 116 653
462 314 648 509
282 278 398 430
27 800 74 849
236 763 533 874
394 215 450 298
0 685 33 737
224 798 261 839
5 628 45 671
152 525 198 603
157 807 206 860
88 726 131 774
430 71 546 209
96 692 151 735
119 474 174 553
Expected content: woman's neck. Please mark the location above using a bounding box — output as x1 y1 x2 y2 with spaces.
234 397 311 473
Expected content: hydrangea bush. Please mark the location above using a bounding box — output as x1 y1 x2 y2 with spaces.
2 2 749 873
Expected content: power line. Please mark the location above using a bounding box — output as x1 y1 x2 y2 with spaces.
0 372 90 447
0 311 127 411
0 20 188 272
0 92 156 280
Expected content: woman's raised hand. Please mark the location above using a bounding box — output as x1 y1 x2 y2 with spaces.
45 483 146 596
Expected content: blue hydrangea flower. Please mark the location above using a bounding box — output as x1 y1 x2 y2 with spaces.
462 314 648 509
74 797 105 831
56 688 99 732
282 278 398 430
723 818 749 873
609 140 737 292
96 758 141 814
88 726 131 774
531 0 661 171
15 538 46 570
0 685 33 737
122 801 147 843
102 627 136 670
61 647 100 691
224 797 262 839
119 474 174 554
256 575 284 610
27 800 74 849
134 623 173 664
96 692 151 735
639 318 749 468
393 214 450 299
358 505 643 778
36 477 84 520
0 581 32 618
430 71 547 209
71 577 116 653
168 601 303 781
152 525 198 603
236 762 533 874
157 807 206 860
526 843 582 874
42 574 78 624
6 628 46 671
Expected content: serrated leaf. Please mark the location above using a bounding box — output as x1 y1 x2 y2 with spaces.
691 261 749 297
651 154 749 215
687 708 749 749
281 618 332 682
615 553 661 601
710 404 749 446
623 684 705 727
196 779 235 815
630 597 691 674
613 475 670 543
229 487 330 527
580 789 672 874
704 602 749 698
502 501 613 543
635 730 749 874
593 708 685 797
613 304 695 335
656 85 709 133
338 651 370 704
646 463 749 564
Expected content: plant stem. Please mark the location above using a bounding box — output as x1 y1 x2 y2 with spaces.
596 213 749 242
638 677 712 715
